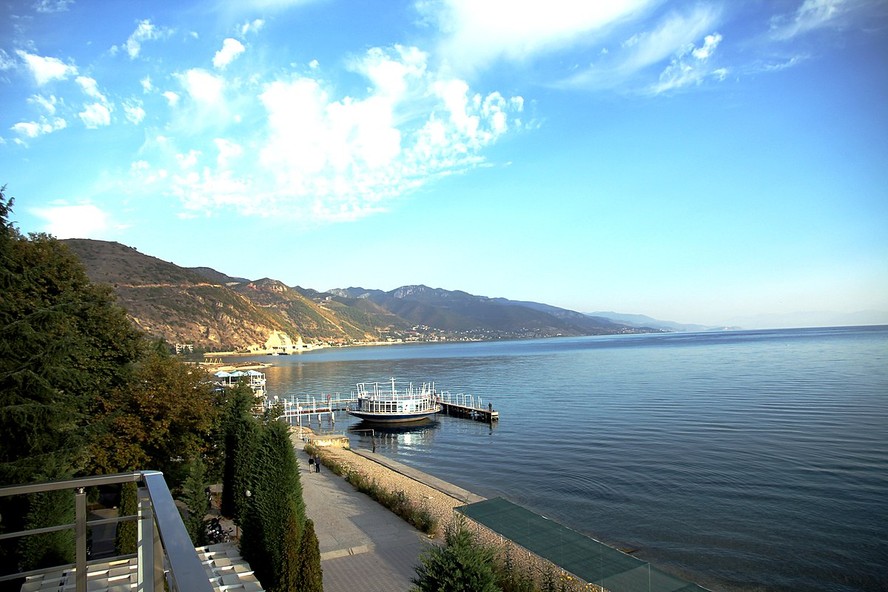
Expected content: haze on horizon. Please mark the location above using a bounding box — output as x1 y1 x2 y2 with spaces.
2 0 886 329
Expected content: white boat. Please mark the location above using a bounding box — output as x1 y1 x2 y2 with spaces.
347 378 442 424
214 369 267 398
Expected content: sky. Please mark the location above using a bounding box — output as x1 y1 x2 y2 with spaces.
1 0 887 328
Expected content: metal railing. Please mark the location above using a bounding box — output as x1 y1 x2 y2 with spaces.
0 470 214 592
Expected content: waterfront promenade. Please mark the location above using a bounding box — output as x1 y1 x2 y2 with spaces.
295 446 436 592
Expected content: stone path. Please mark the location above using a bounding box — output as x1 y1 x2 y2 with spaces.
296 447 435 592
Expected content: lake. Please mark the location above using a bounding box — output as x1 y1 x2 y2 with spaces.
235 326 888 592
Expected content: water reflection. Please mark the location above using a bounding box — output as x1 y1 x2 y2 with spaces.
348 420 440 453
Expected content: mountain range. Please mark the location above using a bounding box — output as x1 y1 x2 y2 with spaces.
61 239 662 352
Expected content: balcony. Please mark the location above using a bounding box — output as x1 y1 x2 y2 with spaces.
0 471 262 592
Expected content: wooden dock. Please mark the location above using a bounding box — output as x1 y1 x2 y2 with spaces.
436 393 499 423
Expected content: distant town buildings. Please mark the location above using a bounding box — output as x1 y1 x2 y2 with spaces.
174 343 194 354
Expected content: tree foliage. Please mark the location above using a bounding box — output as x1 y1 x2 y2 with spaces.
240 420 306 592
88 348 219 486
1 186 144 572
295 518 323 592
182 457 209 547
220 383 260 520
412 518 501 592
115 482 139 556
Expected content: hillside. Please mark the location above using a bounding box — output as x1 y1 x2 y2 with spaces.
62 239 652 352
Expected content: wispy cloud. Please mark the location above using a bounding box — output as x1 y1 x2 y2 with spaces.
770 0 849 40
121 19 170 59
424 0 657 75
650 32 726 94
558 4 722 93
0 49 14 71
33 0 73 13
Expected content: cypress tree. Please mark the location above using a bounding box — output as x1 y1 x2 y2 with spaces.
220 383 259 519
239 420 305 592
296 518 323 592
182 457 209 547
115 482 138 556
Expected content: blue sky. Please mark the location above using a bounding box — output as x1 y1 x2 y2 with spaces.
2 0 886 328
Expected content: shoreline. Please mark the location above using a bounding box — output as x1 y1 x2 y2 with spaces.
303 439 608 592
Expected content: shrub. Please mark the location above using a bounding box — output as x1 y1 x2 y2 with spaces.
412 517 500 592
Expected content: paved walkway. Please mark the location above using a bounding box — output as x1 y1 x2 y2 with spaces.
296 447 436 592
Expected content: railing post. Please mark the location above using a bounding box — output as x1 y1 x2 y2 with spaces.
137 486 162 592
74 487 87 592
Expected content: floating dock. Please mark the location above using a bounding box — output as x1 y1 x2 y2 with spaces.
436 392 499 423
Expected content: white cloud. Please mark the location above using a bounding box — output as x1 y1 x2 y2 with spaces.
124 19 165 59
241 19 265 36
11 116 67 138
141 76 153 92
176 68 224 104
16 50 77 85
425 0 657 74
124 100 146 124
79 102 111 128
177 149 201 169
30 203 111 238
76 76 108 103
28 94 59 115
214 138 243 167
155 44 527 222
213 38 246 69
163 91 180 107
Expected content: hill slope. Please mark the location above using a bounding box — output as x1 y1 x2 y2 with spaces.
63 239 650 351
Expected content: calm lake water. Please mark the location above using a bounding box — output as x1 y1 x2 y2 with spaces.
234 326 888 592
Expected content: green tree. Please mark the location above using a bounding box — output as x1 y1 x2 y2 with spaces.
295 518 323 592
115 482 139 556
240 420 305 592
0 187 144 572
412 518 500 592
182 457 209 547
88 349 218 486
220 383 259 520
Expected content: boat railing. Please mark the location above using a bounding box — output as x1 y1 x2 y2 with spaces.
355 380 437 400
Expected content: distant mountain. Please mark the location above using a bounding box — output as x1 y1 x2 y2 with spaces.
62 239 656 352
588 311 728 332
724 310 888 330
62 239 305 350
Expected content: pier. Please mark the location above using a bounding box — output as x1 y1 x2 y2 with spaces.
271 390 499 424
436 392 499 423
